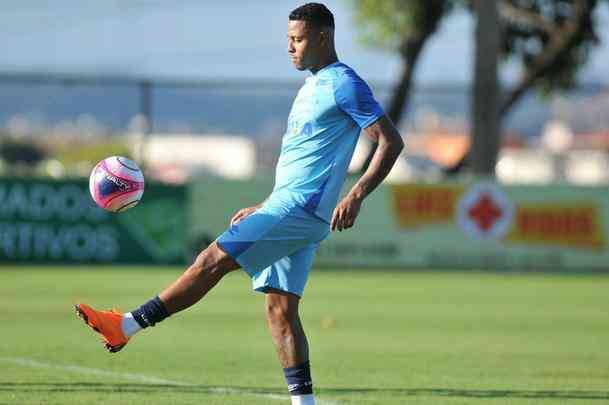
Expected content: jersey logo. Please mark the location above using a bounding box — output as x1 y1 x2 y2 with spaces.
300 122 312 137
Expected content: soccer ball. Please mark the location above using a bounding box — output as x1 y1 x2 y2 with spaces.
89 156 145 212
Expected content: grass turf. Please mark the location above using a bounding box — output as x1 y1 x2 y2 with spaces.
0 267 608 404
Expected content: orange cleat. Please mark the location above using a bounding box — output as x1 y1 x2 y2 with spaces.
75 303 129 353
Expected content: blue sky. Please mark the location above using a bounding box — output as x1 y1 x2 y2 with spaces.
1 0 608 84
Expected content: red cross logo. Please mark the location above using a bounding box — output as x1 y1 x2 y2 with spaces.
468 193 503 232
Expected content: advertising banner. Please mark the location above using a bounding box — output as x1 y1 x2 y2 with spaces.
190 178 609 271
0 177 187 264
322 181 609 271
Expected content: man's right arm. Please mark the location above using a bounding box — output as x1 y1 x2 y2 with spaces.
331 115 403 231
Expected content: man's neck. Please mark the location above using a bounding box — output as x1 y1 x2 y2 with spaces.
309 53 339 75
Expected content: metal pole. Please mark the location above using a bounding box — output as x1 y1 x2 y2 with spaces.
138 81 152 170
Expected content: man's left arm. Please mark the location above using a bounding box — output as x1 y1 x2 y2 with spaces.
331 115 404 231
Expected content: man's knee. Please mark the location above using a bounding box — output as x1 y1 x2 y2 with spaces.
266 292 300 330
191 241 239 278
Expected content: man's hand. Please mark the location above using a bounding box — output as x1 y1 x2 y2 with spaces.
230 204 261 226
331 194 362 232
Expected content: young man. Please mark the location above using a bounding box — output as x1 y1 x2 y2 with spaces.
75 3 404 405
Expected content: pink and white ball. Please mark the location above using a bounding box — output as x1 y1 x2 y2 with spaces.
89 156 145 212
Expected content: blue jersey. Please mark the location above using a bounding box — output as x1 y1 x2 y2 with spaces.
265 61 385 223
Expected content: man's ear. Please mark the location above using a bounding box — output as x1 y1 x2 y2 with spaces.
318 30 327 46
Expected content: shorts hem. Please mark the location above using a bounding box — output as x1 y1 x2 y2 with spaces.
253 284 303 298
216 239 258 278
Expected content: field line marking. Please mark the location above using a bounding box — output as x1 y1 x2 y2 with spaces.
0 357 340 404
0 356 189 386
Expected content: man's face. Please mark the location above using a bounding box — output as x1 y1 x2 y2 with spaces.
287 20 322 71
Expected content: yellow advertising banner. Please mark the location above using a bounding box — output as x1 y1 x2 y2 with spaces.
507 204 604 250
391 184 464 228
390 183 605 251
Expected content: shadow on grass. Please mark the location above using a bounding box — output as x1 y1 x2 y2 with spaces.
0 383 608 400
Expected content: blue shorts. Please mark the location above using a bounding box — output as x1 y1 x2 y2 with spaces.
217 204 330 297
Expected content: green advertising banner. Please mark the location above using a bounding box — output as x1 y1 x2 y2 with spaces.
191 178 609 272
0 177 187 264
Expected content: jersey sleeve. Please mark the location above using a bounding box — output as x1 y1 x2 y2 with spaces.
333 69 385 129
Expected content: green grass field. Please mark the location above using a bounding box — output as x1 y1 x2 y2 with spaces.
1 267 608 405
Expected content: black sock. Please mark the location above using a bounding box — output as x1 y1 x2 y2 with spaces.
284 361 313 395
130 296 169 328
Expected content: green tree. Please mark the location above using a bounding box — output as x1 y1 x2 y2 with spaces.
471 0 603 174
352 0 606 175
352 0 455 123
498 0 603 117
352 0 455 171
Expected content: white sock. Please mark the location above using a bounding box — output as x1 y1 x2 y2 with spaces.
121 312 143 337
291 394 315 405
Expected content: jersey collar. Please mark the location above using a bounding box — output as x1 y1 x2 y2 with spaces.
310 61 341 77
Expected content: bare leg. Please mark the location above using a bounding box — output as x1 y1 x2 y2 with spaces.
159 241 240 314
75 241 240 352
265 289 309 367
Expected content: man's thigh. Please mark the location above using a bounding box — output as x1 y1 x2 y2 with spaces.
252 242 320 297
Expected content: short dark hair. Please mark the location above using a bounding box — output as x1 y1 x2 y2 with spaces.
289 3 335 28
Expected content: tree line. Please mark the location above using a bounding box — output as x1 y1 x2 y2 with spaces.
352 0 607 176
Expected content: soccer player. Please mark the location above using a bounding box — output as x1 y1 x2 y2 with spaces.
75 3 404 405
